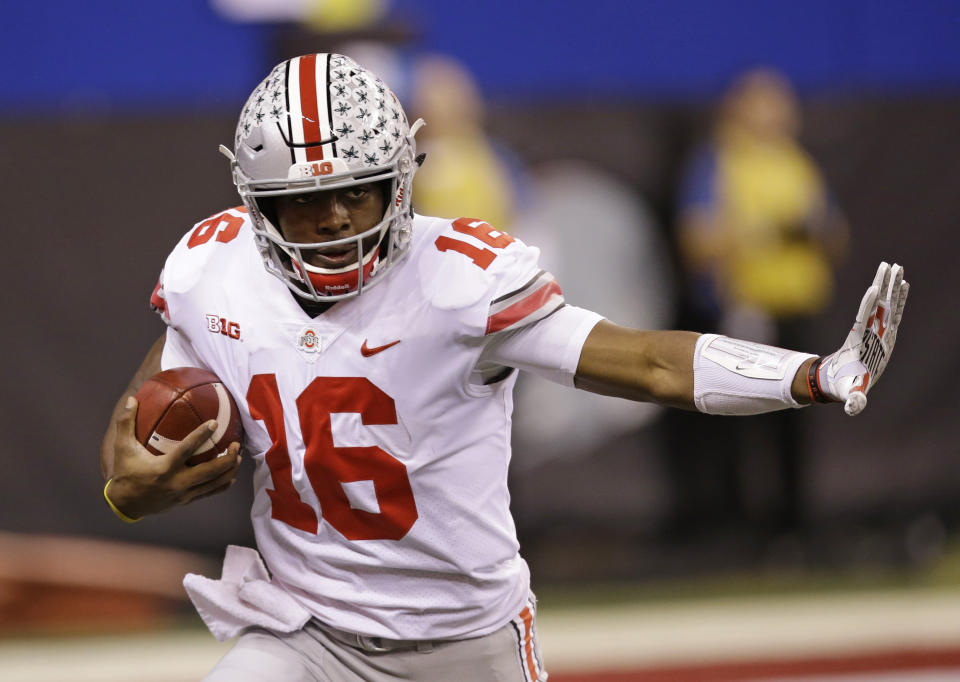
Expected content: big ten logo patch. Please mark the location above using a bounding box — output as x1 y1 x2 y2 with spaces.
206 314 241 340
292 161 334 179
309 161 334 176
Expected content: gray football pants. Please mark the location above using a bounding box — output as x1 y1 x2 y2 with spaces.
203 616 547 682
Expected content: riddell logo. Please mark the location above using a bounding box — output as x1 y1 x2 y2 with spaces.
394 187 404 207
206 314 241 340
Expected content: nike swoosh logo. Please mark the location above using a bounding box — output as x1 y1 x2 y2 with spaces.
361 339 401 357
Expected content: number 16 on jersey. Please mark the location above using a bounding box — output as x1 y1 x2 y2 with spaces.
247 374 419 541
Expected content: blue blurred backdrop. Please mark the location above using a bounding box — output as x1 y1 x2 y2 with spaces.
4 0 960 113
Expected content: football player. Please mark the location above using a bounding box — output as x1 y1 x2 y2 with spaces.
100 54 908 682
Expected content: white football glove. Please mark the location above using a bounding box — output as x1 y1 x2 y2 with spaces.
812 262 909 416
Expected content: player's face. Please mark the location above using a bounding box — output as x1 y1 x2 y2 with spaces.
274 183 386 268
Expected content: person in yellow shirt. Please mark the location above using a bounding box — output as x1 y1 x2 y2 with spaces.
680 68 847 328
411 55 518 231
673 68 848 541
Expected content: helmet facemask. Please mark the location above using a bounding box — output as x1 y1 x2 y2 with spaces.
225 53 423 302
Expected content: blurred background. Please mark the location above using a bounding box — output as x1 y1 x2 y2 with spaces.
3 1 960 680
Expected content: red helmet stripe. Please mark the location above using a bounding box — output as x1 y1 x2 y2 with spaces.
298 54 325 162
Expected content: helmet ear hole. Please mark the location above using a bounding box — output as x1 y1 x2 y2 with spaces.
244 127 265 154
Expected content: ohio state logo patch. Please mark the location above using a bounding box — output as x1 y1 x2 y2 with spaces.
295 324 331 361
298 328 321 352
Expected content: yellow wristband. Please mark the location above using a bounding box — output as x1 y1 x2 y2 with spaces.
103 479 142 523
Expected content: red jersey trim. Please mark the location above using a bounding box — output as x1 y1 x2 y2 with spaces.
149 274 169 323
486 273 564 335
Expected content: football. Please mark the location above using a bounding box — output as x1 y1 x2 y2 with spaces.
133 367 243 466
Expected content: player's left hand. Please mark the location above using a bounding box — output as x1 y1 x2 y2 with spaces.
815 262 909 416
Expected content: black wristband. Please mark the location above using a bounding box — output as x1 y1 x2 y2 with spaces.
806 357 830 404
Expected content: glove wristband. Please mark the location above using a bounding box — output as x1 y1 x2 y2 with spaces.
104 478 142 523
806 357 831 404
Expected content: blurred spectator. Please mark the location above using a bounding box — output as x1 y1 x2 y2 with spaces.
669 68 848 542
508 162 676 546
411 54 519 229
510 162 674 471
408 56 676 531
678 68 847 337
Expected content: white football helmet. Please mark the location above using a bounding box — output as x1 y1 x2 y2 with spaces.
223 53 424 301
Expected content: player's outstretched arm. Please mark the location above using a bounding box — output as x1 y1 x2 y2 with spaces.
100 334 242 521
574 325 703 409
574 262 907 416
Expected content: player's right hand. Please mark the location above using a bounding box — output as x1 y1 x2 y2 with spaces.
106 397 242 519
816 262 909 416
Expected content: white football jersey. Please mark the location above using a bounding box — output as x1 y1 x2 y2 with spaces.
152 208 579 640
